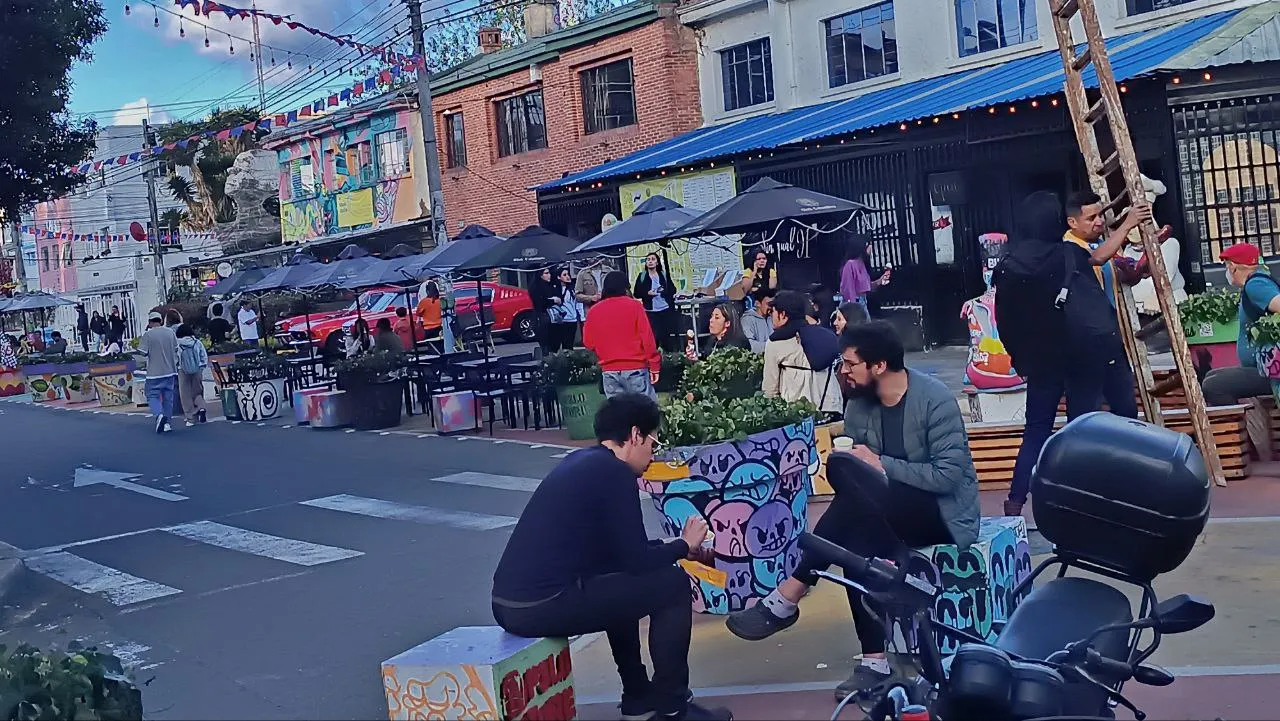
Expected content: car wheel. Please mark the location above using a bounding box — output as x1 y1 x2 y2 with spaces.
510 312 537 341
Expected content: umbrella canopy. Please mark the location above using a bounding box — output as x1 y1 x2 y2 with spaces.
571 196 704 255
205 267 268 297
244 257 321 293
423 233 506 275
669 177 869 238
285 251 317 266
384 243 420 259
451 226 578 274
0 297 11 313
335 243 371 260
453 224 496 241
296 255 382 290
1 292 78 313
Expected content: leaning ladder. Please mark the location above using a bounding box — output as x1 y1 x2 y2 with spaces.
1047 0 1225 486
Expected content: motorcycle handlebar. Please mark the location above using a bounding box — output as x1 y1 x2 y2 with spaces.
797 533 899 589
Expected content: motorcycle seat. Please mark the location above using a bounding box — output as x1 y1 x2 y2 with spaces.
995 576 1133 663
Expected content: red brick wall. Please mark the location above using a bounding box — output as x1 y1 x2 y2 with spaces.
433 4 701 236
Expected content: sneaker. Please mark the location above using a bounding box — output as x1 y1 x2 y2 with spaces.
833 664 892 701
725 602 798 641
1003 499 1025 517
161 420 173 433
620 694 656 721
665 701 732 720
197 408 207 424
185 420 196 428
155 416 165 434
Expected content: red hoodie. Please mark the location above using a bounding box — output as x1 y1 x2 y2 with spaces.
583 296 660 373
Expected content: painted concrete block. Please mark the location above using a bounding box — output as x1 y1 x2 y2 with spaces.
308 390 351 428
433 390 477 434
382 626 575 720
292 387 329 424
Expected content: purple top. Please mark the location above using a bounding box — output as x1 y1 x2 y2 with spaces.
840 258 872 300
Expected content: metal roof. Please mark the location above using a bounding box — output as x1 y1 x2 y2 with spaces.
539 8 1244 191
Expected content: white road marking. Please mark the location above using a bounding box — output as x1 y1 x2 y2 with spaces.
23 552 182 606
432 471 540 493
300 494 517 530
164 520 363 566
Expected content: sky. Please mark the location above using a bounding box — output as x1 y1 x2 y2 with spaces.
69 0 425 130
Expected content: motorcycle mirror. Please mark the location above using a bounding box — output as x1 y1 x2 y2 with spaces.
1147 594 1215 634
1133 664 1175 687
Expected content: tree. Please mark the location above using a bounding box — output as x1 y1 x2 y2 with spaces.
159 106 261 231
423 0 628 72
0 0 108 218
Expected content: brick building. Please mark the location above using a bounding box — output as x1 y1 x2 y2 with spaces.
430 0 701 239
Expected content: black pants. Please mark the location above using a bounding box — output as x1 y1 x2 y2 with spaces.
647 309 678 352
1203 366 1271 406
792 463 950 655
78 331 90 351
549 322 577 352
493 566 692 714
1068 353 1139 420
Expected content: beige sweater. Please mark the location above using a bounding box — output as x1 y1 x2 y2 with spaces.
762 335 843 413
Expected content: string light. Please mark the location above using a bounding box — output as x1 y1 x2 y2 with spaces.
153 6 159 26
228 34 235 54
1031 100 1039 108
270 51 276 66
1120 84 1128 93
179 19 185 37
204 27 210 47
1051 98 1059 106
124 3 130 15
952 113 960 119
899 123 907 131
1203 71 1213 81
1172 76 1182 84
1008 105 1016 113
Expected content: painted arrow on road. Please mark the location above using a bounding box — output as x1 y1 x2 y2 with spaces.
73 468 188 502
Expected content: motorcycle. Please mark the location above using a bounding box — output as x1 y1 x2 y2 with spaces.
811 412 1216 721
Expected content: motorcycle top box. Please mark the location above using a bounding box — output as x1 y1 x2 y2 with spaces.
1031 412 1211 582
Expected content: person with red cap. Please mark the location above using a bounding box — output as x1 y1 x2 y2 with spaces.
1202 242 1280 405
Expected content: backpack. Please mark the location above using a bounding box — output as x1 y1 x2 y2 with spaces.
179 341 207 374
1058 246 1124 361
993 244 1069 378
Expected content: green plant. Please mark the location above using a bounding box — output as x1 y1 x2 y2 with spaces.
50 352 93 364
0 641 143 720
655 352 691 393
540 349 601 386
90 353 135 365
1179 287 1239 330
658 394 818 449
127 338 140 351
209 341 255 355
227 352 289 377
334 350 407 380
1249 312 1280 346
678 348 764 401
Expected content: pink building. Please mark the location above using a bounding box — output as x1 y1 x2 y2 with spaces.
32 198 78 295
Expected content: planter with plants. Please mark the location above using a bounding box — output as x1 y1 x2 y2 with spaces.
640 348 819 615
1180 286 1239 344
225 352 290 421
653 352 691 401
20 355 65 402
208 340 260 371
0 641 144 721
335 351 407 430
48 353 95 403
88 353 138 407
541 349 605 440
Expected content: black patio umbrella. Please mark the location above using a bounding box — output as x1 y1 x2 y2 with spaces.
205 267 267 297
450 225 578 274
453 224 497 241
571 196 705 255
422 233 505 275
244 255 321 293
296 255 381 290
334 243 371 260
0 292 78 313
384 243 420 259
668 177 869 238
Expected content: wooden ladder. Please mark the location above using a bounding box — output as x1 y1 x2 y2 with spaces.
1048 0 1225 486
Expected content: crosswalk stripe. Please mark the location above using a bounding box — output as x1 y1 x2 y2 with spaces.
164 520 364 566
432 471 540 493
23 551 182 606
299 494 518 531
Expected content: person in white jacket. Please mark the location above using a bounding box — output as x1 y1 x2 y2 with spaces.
1121 174 1187 315
762 290 843 414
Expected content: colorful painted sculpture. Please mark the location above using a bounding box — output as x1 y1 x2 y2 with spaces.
0 335 23 398
961 233 1025 392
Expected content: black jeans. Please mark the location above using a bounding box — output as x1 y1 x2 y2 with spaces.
792 461 950 655
1067 352 1139 420
492 566 692 714
549 322 577 352
647 308 678 352
1203 366 1271 406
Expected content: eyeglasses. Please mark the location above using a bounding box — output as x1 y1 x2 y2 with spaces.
647 433 663 453
841 358 868 370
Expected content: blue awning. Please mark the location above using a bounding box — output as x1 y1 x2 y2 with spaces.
539 9 1240 191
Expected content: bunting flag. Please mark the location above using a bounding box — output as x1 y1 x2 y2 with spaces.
174 0 410 63
18 225 216 246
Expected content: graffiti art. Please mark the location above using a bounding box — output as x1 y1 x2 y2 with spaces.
234 379 284 421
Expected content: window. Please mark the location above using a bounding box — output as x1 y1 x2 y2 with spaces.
376 129 412 180
495 90 548 157
445 112 467 168
62 243 72 268
955 0 1037 57
342 142 372 185
41 246 49 272
289 158 314 197
825 2 898 89
721 39 774 112
1127 0 1196 14
580 59 637 134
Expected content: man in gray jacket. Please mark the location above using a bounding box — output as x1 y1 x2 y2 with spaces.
740 287 775 353
726 320 979 698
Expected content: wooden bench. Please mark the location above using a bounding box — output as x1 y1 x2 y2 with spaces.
967 404 1252 490
382 626 575 720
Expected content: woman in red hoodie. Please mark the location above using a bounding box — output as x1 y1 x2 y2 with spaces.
584 271 660 400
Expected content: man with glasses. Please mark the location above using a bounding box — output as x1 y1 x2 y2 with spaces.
492 393 731 721
726 320 979 698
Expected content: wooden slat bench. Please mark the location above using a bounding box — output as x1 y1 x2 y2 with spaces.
967 404 1252 490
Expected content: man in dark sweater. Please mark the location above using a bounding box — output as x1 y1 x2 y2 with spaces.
492 394 731 721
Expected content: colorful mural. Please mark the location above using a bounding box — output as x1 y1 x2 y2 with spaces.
961 233 1024 392
640 420 816 615
232 379 285 421
0 336 22 398
274 107 425 244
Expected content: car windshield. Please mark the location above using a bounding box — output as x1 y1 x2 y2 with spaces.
349 291 404 313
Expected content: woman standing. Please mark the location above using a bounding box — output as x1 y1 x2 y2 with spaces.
833 301 870 335
839 234 891 313
741 250 777 310
633 253 677 352
701 303 752 357
89 311 108 351
529 267 561 354
551 267 583 352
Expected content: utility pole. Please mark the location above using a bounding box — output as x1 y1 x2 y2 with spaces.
250 0 266 109
141 119 169 302
9 221 27 292
404 0 449 251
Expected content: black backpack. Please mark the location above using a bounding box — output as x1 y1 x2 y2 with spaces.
993 243 1073 378
1057 245 1125 362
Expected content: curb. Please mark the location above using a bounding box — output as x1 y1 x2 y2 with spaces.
0 541 25 606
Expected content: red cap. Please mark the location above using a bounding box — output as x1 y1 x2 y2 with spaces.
1221 242 1261 265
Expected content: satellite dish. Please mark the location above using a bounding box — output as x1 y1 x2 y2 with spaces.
129 222 147 242
217 262 234 278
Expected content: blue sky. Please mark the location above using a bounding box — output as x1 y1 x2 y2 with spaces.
70 0 418 128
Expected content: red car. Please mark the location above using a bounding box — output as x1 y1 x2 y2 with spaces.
275 283 536 347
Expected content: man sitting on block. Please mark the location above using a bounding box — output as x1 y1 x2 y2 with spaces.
492 393 731 721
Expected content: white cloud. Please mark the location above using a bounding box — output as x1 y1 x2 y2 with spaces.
111 98 174 126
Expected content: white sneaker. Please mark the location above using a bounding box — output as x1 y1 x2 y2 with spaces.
185 420 195 428
161 420 173 433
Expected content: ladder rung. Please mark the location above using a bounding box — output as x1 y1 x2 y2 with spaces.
1072 48 1093 72
1085 99 1108 124
1151 372 1183 398
1054 0 1080 18
1096 152 1120 177
1135 315 1165 341
1104 188 1131 216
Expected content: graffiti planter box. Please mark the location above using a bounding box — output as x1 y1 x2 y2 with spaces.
382 626 575 720
641 419 816 615
0 366 25 398
22 363 62 402
892 516 1032 656
89 360 136 407
230 377 287 421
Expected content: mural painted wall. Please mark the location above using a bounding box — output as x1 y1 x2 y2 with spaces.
276 108 427 244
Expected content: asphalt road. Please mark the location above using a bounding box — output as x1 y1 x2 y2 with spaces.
0 400 576 720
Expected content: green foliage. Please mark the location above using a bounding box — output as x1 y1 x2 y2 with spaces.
678 347 763 401
1179 287 1239 330
540 349 602 386
0 0 108 217
424 0 630 73
334 350 407 380
1249 313 1280 347
158 106 261 231
209 340 255 355
0 641 143 720
227 351 289 376
89 352 134 365
659 394 817 449
655 352 691 393
50 352 92 364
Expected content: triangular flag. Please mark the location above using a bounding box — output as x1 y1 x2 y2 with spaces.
379 70 392 85
328 95 339 107
352 82 363 97
364 78 376 91
299 106 312 118
215 128 232 140
339 89 351 102
286 110 298 123
274 114 287 126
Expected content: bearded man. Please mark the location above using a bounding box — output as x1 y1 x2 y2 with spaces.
724 320 980 698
